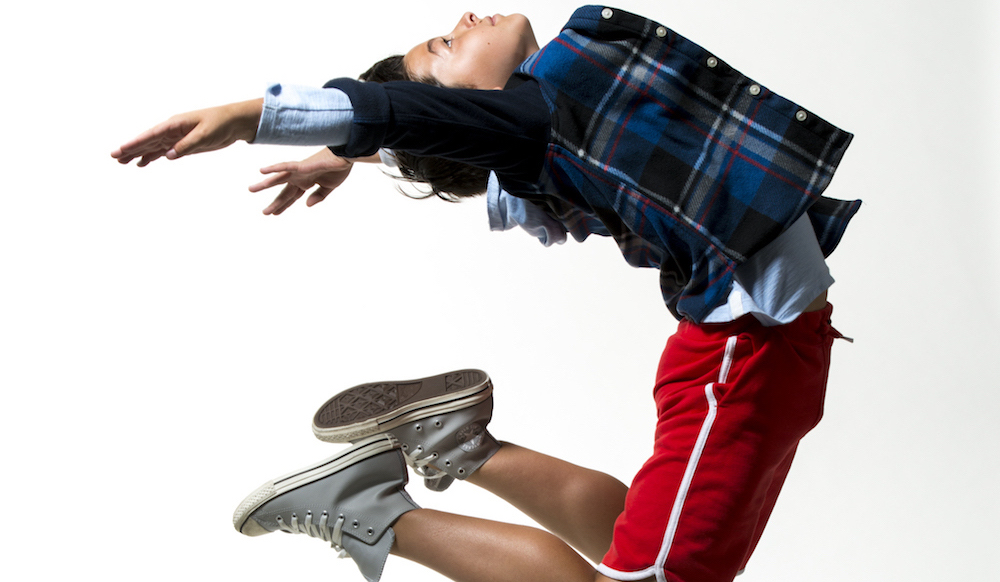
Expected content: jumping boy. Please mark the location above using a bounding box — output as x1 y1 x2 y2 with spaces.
113 6 858 582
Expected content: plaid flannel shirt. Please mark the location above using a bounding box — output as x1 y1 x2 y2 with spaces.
502 6 860 321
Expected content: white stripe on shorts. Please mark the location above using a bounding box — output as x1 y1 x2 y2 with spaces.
598 335 738 582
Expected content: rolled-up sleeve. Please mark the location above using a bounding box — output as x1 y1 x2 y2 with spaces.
253 83 354 146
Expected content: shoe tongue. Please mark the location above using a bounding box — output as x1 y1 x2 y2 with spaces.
424 474 455 491
341 528 395 582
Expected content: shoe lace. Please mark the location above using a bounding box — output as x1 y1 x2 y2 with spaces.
275 510 350 558
401 445 450 485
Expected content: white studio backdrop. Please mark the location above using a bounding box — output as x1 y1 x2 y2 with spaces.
1 1 997 581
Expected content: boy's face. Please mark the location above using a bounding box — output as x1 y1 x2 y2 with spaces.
404 12 540 90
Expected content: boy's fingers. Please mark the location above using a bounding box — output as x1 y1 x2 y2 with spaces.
113 121 193 165
136 153 159 167
167 129 202 159
263 197 284 215
306 187 333 207
259 162 297 174
113 151 136 164
112 139 154 162
263 185 304 215
248 171 291 192
114 134 154 157
280 188 307 213
121 121 181 151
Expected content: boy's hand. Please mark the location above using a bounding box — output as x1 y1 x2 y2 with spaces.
111 99 263 166
249 148 354 215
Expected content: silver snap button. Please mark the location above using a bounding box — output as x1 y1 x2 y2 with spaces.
706 56 718 68
655 26 667 38
796 110 808 121
749 84 761 96
601 8 613 19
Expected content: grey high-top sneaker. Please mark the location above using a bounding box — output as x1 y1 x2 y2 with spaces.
312 369 501 491
233 434 418 582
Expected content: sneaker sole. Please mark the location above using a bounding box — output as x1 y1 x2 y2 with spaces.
232 434 398 536
312 369 492 443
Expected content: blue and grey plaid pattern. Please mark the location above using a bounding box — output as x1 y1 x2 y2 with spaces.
505 5 860 321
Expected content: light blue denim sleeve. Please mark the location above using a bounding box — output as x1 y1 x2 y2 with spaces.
252 84 354 146
485 172 567 247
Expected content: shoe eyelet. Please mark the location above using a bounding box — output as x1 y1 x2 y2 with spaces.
352 520 360 528
367 528 375 536
457 468 466 475
434 421 442 428
444 460 452 467
414 425 422 431
401 444 408 450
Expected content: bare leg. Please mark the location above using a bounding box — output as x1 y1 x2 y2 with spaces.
466 443 628 563
393 509 634 582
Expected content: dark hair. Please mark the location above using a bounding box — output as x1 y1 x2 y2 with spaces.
360 55 490 201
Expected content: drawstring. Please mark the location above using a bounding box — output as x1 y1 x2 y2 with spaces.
831 326 853 343
827 321 853 343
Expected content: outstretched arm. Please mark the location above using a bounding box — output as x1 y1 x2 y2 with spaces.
249 148 381 215
111 99 263 166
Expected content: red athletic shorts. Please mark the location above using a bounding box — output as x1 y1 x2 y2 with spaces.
599 304 841 582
